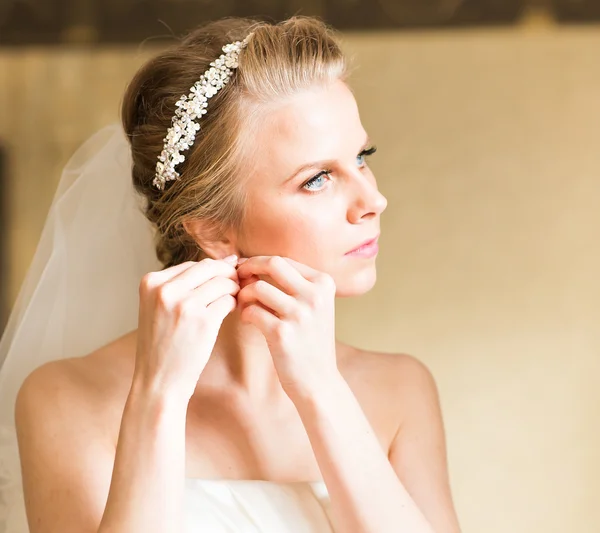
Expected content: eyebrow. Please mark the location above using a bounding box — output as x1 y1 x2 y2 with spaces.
283 135 372 184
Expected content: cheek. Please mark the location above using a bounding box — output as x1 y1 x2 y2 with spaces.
241 192 341 259
244 209 322 251
279 218 332 257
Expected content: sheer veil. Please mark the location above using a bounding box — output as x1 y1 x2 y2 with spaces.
0 123 162 531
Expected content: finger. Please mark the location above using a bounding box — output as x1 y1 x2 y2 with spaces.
238 256 322 282
240 301 279 333
187 276 240 308
236 256 312 296
238 273 259 290
276 257 324 282
149 255 236 285
207 293 237 321
237 279 295 318
150 261 197 284
166 258 238 296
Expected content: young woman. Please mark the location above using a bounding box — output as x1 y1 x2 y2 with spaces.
0 15 461 533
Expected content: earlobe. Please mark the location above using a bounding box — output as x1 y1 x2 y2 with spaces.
183 218 239 260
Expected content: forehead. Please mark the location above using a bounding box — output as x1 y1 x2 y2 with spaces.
249 80 365 179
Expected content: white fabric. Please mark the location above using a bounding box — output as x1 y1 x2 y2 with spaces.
183 480 333 532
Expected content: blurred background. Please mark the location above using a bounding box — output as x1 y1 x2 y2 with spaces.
0 1 599 532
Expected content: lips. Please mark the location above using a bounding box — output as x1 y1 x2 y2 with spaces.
346 233 380 254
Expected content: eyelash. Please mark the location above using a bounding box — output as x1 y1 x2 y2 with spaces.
301 146 377 194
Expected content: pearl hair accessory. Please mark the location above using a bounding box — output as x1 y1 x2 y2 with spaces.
153 33 254 190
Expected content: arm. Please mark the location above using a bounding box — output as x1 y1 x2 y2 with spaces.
15 362 189 533
387 356 462 533
292 356 460 533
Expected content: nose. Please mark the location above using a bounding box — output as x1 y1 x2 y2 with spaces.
346 168 388 224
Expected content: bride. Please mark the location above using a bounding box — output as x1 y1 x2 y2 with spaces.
0 15 462 533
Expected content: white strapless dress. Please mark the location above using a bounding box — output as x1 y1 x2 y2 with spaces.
184 478 334 532
1 478 333 532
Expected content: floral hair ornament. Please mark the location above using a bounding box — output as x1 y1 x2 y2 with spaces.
153 33 254 190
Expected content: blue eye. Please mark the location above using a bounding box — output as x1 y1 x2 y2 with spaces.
302 171 332 193
358 146 377 166
301 146 377 194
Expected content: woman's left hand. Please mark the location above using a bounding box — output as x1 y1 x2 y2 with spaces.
235 255 340 400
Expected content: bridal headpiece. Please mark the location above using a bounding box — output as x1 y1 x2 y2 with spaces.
153 33 254 190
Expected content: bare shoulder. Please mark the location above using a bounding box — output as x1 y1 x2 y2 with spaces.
16 329 137 449
338 343 439 426
20 328 136 396
339 343 436 394
13 334 137 533
336 343 439 452
349 349 460 533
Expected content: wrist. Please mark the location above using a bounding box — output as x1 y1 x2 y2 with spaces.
129 373 190 413
287 370 348 414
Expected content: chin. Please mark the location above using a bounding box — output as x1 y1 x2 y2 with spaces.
333 264 378 298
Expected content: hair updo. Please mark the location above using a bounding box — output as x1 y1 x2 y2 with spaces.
121 16 349 269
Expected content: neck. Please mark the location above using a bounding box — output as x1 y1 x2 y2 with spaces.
195 307 284 403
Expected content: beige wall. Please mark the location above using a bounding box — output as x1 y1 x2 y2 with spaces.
1 23 599 533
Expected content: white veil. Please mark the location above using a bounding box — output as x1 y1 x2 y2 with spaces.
0 123 162 531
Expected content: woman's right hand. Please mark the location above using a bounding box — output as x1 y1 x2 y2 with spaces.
132 255 240 403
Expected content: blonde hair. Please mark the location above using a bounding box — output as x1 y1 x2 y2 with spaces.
121 16 349 269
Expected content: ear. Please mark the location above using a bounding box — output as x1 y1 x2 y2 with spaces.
183 218 239 260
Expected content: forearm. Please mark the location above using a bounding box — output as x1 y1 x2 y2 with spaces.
293 374 435 533
97 380 188 533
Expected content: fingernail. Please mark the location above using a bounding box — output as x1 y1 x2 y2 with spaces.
223 254 238 264
237 257 248 264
